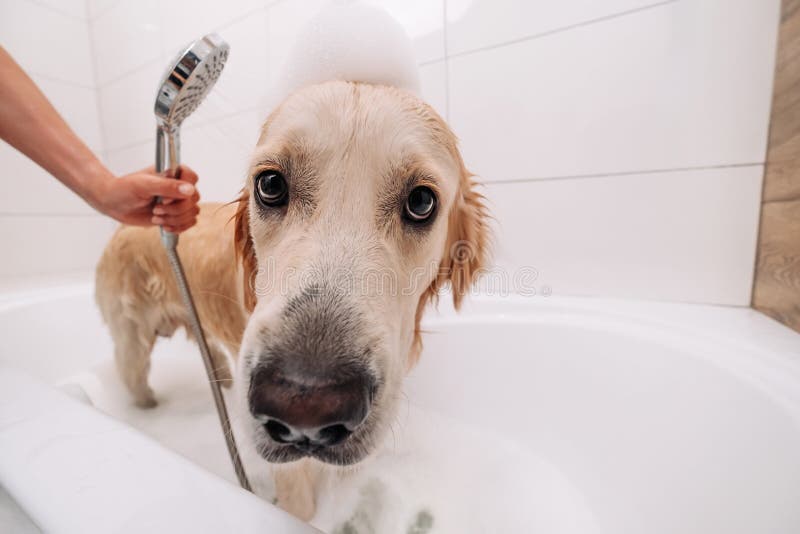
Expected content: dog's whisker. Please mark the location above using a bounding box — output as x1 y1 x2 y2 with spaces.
193 289 241 305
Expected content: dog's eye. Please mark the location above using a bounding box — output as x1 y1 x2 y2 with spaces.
254 171 288 207
404 186 437 223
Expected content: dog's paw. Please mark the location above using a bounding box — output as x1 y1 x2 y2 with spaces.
332 479 389 534
280 493 316 523
218 372 233 389
133 390 158 409
209 347 234 388
407 509 434 534
275 462 318 521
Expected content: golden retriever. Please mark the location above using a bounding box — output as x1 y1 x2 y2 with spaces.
95 80 488 519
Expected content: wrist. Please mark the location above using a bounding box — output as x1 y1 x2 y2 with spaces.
76 158 115 213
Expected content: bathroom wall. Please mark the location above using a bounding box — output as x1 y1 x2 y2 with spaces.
0 0 112 290
448 0 779 305
0 0 781 306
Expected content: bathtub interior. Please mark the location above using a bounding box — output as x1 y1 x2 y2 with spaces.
1 282 800 533
0 485 39 534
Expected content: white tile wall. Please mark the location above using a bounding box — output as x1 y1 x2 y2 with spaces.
33 75 103 152
0 214 116 278
0 0 109 284
0 144 95 215
449 0 780 183
89 0 161 85
103 141 153 177
265 0 326 80
184 7 271 127
0 0 94 86
158 0 265 57
418 60 448 119
86 0 118 19
0 0 782 305
179 110 265 203
446 0 660 55
485 165 764 305
0 74 103 216
33 0 87 19
98 60 163 151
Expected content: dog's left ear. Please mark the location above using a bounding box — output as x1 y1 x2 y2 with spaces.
233 190 258 312
436 159 490 309
410 160 489 366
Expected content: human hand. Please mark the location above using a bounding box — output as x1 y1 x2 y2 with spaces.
93 165 201 233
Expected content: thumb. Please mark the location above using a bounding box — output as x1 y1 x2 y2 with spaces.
137 175 196 199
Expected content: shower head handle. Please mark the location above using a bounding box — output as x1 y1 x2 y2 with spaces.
155 123 180 177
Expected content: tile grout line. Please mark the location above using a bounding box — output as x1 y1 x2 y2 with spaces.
103 105 265 153
20 0 87 21
86 0 124 22
442 0 450 122
85 0 111 169
213 4 269 34
94 4 268 90
418 57 446 67
26 72 95 91
96 57 162 90
484 162 765 185
446 0 678 61
749 2 784 307
762 194 800 204
0 212 104 218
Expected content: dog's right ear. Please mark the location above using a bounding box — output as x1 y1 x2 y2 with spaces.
234 190 257 312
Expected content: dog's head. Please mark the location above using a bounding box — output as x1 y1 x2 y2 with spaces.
234 81 488 466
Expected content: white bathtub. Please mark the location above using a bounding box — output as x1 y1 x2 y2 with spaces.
1 281 799 533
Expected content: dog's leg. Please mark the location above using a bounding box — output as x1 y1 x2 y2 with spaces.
274 459 319 521
110 317 158 408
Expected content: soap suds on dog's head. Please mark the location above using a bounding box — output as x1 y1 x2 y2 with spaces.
266 0 420 111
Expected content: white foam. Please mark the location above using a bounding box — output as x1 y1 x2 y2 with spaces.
310 405 598 533
266 0 421 111
61 334 598 533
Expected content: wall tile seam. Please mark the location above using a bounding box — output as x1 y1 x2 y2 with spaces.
444 0 678 61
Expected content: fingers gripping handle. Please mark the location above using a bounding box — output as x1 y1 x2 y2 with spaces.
155 124 181 249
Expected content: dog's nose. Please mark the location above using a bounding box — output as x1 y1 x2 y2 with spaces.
249 366 372 449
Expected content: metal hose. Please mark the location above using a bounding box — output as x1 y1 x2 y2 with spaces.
162 241 252 492
156 123 251 492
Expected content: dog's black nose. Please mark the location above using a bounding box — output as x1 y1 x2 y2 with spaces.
249 366 372 449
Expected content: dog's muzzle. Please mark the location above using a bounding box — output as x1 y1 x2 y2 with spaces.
246 286 379 456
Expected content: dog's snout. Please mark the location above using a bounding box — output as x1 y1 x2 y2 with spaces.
250 366 372 449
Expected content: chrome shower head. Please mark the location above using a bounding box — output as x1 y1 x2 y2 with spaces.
153 33 229 233
153 33 229 179
154 33 229 128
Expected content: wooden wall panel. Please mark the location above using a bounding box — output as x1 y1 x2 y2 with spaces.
753 0 800 331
